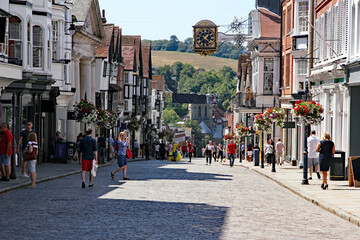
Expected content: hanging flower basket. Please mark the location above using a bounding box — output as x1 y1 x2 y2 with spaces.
74 99 97 125
127 118 141 132
292 100 324 125
264 107 285 127
254 113 272 133
159 130 174 143
224 132 235 140
235 123 249 137
104 110 118 129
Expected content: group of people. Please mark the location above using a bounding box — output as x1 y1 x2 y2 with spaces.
0 122 38 188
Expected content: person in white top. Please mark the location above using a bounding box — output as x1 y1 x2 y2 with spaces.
275 139 285 165
155 143 160 159
205 140 214 165
307 130 321 180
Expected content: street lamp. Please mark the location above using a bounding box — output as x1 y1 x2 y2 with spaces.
302 81 310 185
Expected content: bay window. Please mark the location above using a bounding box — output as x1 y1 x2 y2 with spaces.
33 25 43 68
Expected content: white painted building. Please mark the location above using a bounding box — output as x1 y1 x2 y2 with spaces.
309 0 349 158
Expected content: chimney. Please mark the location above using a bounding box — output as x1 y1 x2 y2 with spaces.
102 9 107 23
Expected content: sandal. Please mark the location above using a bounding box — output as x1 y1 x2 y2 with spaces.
123 177 130 180
111 172 114 179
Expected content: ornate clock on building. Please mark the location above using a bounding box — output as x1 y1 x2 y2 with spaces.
193 20 218 56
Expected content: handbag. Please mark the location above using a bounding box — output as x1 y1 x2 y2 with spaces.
126 148 133 159
23 147 38 161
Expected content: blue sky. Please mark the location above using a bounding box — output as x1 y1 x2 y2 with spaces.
99 0 255 41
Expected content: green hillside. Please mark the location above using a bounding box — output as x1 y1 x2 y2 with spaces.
152 51 238 72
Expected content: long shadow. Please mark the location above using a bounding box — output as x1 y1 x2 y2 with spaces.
1 164 229 240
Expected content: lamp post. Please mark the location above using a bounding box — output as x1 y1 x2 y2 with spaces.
271 97 276 173
10 92 17 179
302 81 309 185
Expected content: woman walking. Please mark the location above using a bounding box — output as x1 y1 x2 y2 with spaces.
316 132 335 190
217 143 224 162
24 133 39 188
111 132 130 180
205 140 214 165
265 139 274 166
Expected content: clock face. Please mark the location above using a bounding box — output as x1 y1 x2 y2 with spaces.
195 28 216 48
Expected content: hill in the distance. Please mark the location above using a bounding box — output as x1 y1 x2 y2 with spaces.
152 51 238 72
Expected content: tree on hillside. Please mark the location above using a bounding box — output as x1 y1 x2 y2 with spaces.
156 65 174 91
165 35 179 51
163 109 181 124
171 62 184 81
164 93 188 118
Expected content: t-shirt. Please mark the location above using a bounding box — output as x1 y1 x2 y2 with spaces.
206 145 213 151
307 135 320 158
98 137 106 148
117 140 128 156
275 141 284 153
188 143 193 153
181 145 187 151
0 129 13 155
134 141 139 148
80 136 97 160
20 130 34 150
228 143 236 154
247 144 253 151
155 145 160 151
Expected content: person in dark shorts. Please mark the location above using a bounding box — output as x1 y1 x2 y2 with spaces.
316 132 335 190
111 132 130 180
79 128 97 188
205 141 214 165
97 134 106 164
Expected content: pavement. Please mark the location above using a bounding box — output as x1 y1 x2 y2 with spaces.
237 159 360 227
0 157 146 195
1 158 360 239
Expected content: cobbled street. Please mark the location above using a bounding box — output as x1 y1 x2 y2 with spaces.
1 159 360 240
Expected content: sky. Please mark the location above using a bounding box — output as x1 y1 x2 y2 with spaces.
99 0 256 41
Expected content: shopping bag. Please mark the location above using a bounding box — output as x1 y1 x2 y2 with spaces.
126 148 133 159
91 159 98 177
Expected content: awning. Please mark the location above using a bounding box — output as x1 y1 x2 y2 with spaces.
109 84 122 93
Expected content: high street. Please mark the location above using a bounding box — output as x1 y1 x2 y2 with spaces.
1 159 360 239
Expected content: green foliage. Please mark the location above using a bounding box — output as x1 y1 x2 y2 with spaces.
164 93 188 118
144 36 242 59
163 109 181 124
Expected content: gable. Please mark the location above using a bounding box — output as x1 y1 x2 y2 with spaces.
261 44 277 53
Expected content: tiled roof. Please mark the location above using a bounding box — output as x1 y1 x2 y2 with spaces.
142 42 151 78
259 7 281 38
122 45 135 71
72 0 92 22
212 105 225 119
122 35 142 75
95 24 114 58
151 75 165 92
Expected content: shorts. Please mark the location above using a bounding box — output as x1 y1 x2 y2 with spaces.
82 159 93 172
0 155 10 166
117 155 127 168
308 158 319 167
247 151 253 156
27 160 37 173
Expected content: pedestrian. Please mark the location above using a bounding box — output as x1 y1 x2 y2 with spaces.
213 142 217 161
16 121 34 178
187 140 194 162
275 139 285 165
227 140 236 167
79 128 98 188
307 130 321 180
205 140 214 165
217 143 224 163
133 139 139 158
316 132 335 190
23 133 39 188
111 132 130 180
181 144 187 158
106 135 114 161
97 133 106 164
265 139 274 166
144 141 150 160
193 145 197 158
240 142 245 162
160 141 166 160
75 133 83 162
55 131 66 142
247 141 253 162
155 142 160 159
0 123 13 181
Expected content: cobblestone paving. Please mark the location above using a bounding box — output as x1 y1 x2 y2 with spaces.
1 158 360 240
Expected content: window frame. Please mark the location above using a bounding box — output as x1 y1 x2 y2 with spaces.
33 25 44 69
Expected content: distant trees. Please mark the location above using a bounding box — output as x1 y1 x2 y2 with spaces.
146 36 243 59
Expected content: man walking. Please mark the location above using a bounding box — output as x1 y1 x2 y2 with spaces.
227 139 236 167
97 133 106 164
0 123 13 181
16 122 34 177
186 140 194 163
307 130 321 180
79 128 97 188
205 140 214 165
275 139 285 165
